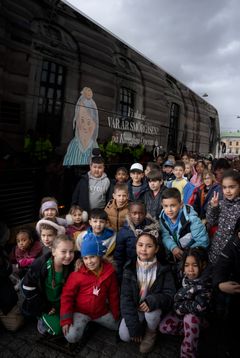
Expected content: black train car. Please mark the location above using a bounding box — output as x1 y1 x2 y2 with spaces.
0 0 219 159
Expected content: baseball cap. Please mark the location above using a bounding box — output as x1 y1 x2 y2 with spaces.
130 163 143 172
163 160 174 167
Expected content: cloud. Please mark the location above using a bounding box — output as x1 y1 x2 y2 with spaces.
66 0 240 130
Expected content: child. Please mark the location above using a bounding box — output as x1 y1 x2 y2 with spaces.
168 161 195 204
143 169 167 219
206 169 240 264
72 153 111 212
192 170 222 220
213 217 240 358
212 158 231 183
38 196 67 226
119 231 176 354
36 220 66 254
114 201 160 281
190 160 206 188
159 188 209 262
66 205 89 240
162 160 175 186
60 234 119 343
160 247 212 358
0 246 24 331
21 235 75 335
114 166 129 184
144 162 160 178
76 208 116 257
183 162 193 181
128 163 149 201
10 226 42 279
105 183 129 232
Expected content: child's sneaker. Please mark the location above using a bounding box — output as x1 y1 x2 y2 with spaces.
37 319 47 335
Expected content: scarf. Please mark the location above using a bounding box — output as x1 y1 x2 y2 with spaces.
136 256 157 303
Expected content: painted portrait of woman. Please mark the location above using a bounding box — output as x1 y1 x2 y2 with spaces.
63 87 99 165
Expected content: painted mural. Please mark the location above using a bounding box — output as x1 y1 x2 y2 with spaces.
63 87 99 166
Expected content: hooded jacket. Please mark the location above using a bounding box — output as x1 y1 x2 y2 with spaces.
159 205 209 253
121 259 176 337
105 198 129 232
114 214 160 281
60 260 119 326
143 184 167 219
72 172 111 212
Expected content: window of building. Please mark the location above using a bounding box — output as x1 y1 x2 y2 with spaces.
229 148 232 153
119 87 135 117
37 60 65 144
236 141 239 146
230 141 232 146
236 148 239 154
209 117 215 153
0 101 21 124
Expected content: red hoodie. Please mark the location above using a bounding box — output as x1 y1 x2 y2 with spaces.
60 260 119 326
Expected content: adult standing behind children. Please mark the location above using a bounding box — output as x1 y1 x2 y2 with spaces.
105 183 129 232
72 151 111 212
127 163 149 201
159 188 209 263
143 170 167 220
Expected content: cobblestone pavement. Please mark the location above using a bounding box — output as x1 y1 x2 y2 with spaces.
0 318 229 358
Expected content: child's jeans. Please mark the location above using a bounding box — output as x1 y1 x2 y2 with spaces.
159 312 201 358
64 312 118 343
119 309 161 342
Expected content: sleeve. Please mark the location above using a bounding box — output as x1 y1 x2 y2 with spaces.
206 202 220 227
113 229 127 282
144 268 176 313
60 273 78 326
21 260 45 317
212 240 235 288
174 284 212 316
120 271 143 338
189 214 209 248
107 272 120 320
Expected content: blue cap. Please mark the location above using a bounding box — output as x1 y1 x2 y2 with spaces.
81 233 106 257
163 160 174 167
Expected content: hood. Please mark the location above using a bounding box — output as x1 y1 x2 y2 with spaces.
124 213 159 237
88 171 107 181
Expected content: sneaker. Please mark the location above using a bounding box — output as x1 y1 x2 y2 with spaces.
37 319 47 335
139 328 157 354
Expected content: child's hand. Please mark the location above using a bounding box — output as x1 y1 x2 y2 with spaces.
172 247 183 260
48 308 56 315
219 281 240 294
131 336 142 343
139 302 150 312
62 324 70 336
74 258 82 272
210 191 219 207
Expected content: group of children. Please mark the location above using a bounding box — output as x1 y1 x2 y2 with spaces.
1 151 240 358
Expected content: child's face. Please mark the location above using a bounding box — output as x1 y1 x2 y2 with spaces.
71 209 83 224
89 218 106 235
16 232 32 251
189 158 196 166
83 255 101 271
164 166 173 174
222 178 240 201
184 255 199 280
136 234 158 262
90 163 104 178
113 189 128 207
115 170 128 183
203 174 213 187
162 198 182 222
130 171 144 185
185 164 191 174
41 229 56 248
52 241 74 266
181 155 189 164
144 166 151 177
173 166 184 179
43 208 57 219
129 204 146 226
148 179 162 192
196 162 205 174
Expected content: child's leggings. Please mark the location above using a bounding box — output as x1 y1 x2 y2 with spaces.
119 309 161 342
159 312 201 358
64 312 118 343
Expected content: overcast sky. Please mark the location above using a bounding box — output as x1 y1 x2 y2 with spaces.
65 0 240 131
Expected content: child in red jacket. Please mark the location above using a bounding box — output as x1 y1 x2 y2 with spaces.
60 233 120 343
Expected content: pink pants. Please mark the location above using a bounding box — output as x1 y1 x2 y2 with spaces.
159 312 201 358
